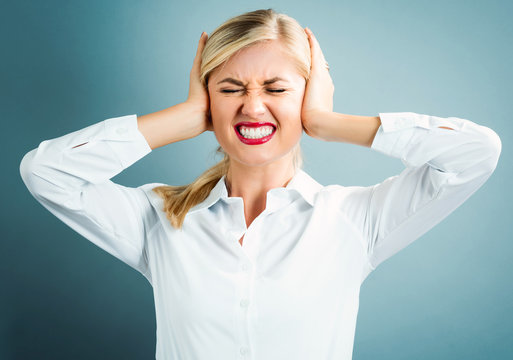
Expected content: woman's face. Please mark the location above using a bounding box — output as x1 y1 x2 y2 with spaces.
207 40 306 168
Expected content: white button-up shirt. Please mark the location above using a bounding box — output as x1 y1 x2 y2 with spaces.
19 112 501 359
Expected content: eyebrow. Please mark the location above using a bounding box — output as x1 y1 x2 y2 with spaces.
216 76 288 86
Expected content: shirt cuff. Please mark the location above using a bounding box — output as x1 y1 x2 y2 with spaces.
370 112 431 159
103 114 152 168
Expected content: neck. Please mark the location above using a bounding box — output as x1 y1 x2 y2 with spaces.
226 157 296 199
225 152 296 225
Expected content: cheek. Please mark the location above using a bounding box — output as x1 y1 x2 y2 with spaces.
277 100 303 125
210 96 236 118
285 101 305 138
210 100 236 142
210 99 229 128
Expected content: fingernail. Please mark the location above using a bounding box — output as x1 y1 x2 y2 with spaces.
200 31 204 39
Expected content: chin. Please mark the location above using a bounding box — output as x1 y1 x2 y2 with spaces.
231 153 276 167
231 147 296 168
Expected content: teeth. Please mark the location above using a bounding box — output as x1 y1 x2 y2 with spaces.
238 125 274 139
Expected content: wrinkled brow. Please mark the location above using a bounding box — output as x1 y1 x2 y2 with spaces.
216 76 288 86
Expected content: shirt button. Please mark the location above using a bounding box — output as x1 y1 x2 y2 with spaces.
240 346 249 355
241 263 249 272
116 127 128 134
240 298 250 308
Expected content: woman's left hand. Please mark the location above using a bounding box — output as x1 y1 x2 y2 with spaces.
301 27 335 140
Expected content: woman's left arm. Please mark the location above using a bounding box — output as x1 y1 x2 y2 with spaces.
306 110 501 270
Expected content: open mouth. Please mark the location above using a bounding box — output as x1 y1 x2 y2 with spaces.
234 123 277 145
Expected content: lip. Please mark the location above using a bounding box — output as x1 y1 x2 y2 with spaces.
234 121 277 145
235 121 276 128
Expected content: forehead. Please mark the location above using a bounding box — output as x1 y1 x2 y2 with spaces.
210 40 303 85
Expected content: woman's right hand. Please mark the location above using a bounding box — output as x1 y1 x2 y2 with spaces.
186 32 213 133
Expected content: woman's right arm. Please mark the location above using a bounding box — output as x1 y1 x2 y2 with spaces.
19 105 206 281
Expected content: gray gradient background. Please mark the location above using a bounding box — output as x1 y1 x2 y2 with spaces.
3 0 511 359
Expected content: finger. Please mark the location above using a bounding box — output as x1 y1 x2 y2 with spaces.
196 32 207 57
305 28 327 67
305 28 321 68
192 32 208 70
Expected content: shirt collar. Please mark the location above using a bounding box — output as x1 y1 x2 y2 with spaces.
188 168 323 214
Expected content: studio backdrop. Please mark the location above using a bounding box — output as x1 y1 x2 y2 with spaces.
3 0 511 359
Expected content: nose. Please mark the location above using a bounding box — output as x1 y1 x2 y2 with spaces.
241 92 266 119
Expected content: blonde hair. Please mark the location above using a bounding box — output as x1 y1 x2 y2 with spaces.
152 8 311 229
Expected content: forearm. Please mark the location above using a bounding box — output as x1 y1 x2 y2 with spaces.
304 111 381 147
137 102 204 150
20 113 151 203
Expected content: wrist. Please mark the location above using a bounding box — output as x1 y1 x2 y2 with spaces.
176 101 207 136
302 110 333 141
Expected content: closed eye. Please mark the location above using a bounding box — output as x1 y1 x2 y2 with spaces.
220 89 286 93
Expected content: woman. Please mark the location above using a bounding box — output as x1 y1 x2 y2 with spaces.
20 8 501 360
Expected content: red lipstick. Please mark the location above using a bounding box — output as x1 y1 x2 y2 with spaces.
234 122 276 145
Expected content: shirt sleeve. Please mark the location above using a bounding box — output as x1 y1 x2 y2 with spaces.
362 112 501 272
19 114 154 282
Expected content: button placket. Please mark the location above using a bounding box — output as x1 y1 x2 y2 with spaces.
234 215 264 360
237 257 253 358
237 284 252 357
